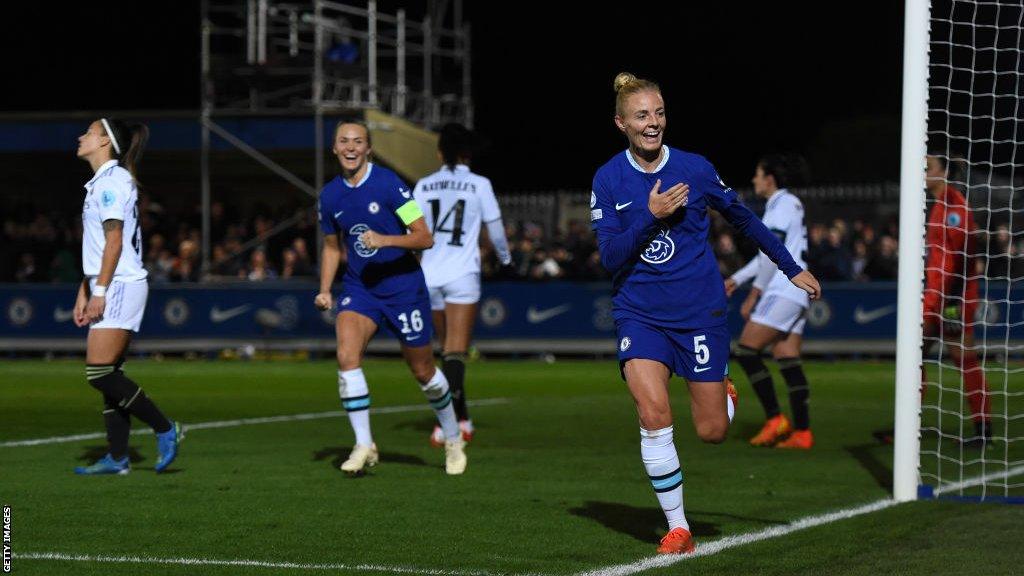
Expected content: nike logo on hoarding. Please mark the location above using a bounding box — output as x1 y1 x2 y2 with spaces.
693 366 712 373
526 304 571 324
53 307 75 322
854 304 897 324
210 304 252 323
615 201 633 211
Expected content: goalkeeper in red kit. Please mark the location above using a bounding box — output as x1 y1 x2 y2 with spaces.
923 153 991 447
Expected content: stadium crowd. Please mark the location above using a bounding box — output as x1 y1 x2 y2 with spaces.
4 194 1015 284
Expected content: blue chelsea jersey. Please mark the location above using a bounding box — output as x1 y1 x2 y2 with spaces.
591 146 802 329
318 164 427 300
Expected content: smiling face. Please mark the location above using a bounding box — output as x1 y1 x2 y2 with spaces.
76 121 110 161
615 90 666 157
332 123 372 177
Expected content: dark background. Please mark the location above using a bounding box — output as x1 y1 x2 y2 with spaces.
2 1 904 189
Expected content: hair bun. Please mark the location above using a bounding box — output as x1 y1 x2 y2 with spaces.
613 72 637 93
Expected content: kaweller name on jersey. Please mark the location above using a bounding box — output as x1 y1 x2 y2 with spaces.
421 180 477 193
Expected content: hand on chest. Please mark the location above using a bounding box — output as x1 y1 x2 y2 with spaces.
616 172 705 224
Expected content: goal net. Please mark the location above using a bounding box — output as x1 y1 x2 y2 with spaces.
908 0 1024 502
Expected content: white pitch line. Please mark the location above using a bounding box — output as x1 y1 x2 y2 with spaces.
0 398 509 448
574 499 896 576
932 464 1024 496
12 551 497 576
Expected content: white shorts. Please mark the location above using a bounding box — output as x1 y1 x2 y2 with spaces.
89 278 148 332
428 273 481 310
750 294 806 335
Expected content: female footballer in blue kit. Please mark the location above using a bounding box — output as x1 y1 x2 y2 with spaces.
591 73 821 554
315 119 467 476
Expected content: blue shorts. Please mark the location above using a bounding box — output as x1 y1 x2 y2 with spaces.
616 319 730 382
337 284 433 347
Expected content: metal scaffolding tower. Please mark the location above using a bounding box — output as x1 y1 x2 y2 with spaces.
198 0 472 272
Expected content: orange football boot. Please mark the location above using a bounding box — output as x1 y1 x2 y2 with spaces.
776 429 814 449
657 527 696 555
750 414 792 447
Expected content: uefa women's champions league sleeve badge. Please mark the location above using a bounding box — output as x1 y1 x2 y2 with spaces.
101 190 117 207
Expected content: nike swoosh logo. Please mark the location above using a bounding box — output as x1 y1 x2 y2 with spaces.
210 304 252 323
526 304 571 324
405 335 422 341
854 304 897 324
334 210 344 219
53 307 75 322
615 201 633 211
693 366 713 373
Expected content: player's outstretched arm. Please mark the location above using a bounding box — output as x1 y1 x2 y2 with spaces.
789 270 822 300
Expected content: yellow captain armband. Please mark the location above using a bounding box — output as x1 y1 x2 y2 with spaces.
395 200 424 225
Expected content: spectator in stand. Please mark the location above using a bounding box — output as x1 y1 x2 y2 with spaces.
513 238 535 278
170 239 200 282
715 232 745 277
149 248 175 283
209 244 243 278
851 239 869 281
246 247 277 281
280 248 310 279
529 247 563 280
815 226 853 280
859 222 877 249
290 237 315 276
805 222 827 275
863 235 898 280
15 253 42 282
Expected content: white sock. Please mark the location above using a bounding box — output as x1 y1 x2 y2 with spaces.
641 426 688 530
421 368 460 440
339 368 372 446
727 394 735 423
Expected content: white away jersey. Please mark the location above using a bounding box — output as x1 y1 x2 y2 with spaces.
732 189 808 307
82 160 147 282
414 164 502 287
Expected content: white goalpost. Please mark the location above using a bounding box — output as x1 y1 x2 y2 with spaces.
895 0 1024 502
894 0 930 503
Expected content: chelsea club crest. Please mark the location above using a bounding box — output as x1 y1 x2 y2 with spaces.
641 229 675 264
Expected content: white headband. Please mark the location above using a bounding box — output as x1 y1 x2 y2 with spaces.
100 118 121 156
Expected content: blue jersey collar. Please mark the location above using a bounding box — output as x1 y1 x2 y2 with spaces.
342 163 374 188
625 146 670 174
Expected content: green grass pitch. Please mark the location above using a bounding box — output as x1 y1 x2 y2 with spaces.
1 358 1022 575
